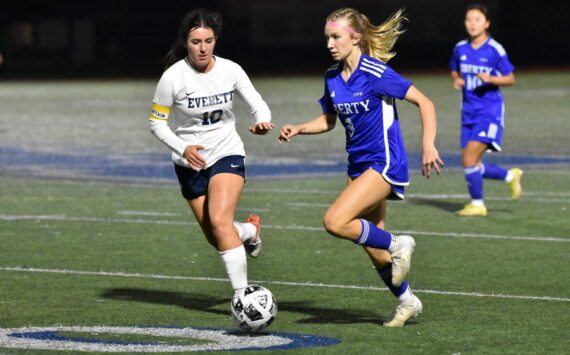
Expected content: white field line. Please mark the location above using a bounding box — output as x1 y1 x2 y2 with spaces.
0 266 568 302
117 207 269 217
246 188 339 195
248 188 570 203
529 170 570 176
523 191 570 197
409 194 570 203
287 202 330 208
236 207 271 213
117 211 181 217
6 176 570 194
1 214 568 242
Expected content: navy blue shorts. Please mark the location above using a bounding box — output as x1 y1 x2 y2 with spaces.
174 155 246 200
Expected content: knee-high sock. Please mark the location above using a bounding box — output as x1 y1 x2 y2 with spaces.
233 221 256 242
465 165 483 200
354 219 393 250
220 245 248 290
481 162 508 180
377 264 413 300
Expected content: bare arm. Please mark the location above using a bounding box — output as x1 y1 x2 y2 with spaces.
404 85 444 178
278 113 337 143
451 71 465 90
478 72 516 86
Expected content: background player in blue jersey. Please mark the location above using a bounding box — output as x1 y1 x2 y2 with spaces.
279 8 443 327
450 3 522 217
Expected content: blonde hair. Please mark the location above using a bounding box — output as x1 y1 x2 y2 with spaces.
326 8 407 63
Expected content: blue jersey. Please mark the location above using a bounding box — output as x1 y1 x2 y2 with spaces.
449 38 514 125
319 54 412 186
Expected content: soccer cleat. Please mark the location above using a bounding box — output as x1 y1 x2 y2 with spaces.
390 235 416 287
507 168 523 200
456 204 487 216
244 215 262 258
383 294 423 327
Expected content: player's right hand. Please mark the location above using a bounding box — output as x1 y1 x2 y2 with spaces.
453 77 465 90
183 145 206 169
278 125 299 143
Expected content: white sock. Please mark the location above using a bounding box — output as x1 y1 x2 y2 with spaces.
387 234 399 253
233 221 256 242
220 245 248 290
398 285 414 302
505 170 514 183
471 199 485 207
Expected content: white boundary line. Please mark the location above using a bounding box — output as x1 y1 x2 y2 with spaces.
4 176 570 198
409 194 570 203
0 266 568 303
1 214 568 242
117 211 181 217
253 188 570 203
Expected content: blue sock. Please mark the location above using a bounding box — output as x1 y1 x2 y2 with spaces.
465 165 483 200
481 162 508 180
377 264 409 297
353 219 392 250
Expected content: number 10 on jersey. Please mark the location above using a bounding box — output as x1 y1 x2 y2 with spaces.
202 110 223 125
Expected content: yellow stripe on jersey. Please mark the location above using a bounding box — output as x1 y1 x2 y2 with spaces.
149 103 170 120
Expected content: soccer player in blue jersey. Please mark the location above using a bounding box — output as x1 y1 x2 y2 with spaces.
279 8 443 326
450 4 522 217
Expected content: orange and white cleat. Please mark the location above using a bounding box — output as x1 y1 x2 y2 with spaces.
244 215 262 258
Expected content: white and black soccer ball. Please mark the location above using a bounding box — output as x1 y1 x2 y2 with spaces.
230 284 277 332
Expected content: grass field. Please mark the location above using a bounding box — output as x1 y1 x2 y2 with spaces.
0 72 569 353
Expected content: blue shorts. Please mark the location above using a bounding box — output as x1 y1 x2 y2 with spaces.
461 121 503 151
348 162 405 200
174 155 245 200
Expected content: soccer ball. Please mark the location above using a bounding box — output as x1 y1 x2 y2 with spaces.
230 284 277 332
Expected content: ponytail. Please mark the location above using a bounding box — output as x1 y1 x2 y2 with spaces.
362 9 407 63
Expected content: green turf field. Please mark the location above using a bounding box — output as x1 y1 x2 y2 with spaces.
0 72 569 353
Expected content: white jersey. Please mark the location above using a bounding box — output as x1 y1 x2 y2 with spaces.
149 56 271 168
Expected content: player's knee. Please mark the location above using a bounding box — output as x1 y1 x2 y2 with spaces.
462 155 478 168
208 214 233 237
322 211 344 237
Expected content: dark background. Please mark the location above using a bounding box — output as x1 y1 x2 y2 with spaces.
0 0 568 77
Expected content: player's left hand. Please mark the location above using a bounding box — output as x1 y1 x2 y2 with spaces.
477 73 492 83
249 122 275 135
422 145 444 178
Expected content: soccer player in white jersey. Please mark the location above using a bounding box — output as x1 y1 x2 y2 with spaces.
149 9 275 294
450 4 522 217
279 8 443 327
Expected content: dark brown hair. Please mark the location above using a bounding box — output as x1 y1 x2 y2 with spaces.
163 9 223 69
466 3 489 20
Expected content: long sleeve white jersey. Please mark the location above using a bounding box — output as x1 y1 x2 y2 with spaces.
149 56 271 169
